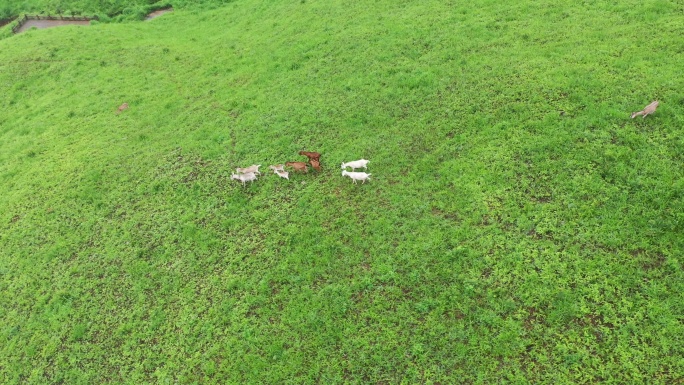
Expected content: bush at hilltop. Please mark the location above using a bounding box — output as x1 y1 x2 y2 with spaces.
0 0 234 20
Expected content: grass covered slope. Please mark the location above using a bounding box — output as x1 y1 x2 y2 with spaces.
1 0 683 383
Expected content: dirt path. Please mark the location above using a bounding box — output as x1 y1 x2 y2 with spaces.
16 19 90 33
11 8 171 34
145 8 173 20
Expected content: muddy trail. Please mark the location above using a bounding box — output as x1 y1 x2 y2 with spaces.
10 8 172 34
16 19 90 33
145 8 173 20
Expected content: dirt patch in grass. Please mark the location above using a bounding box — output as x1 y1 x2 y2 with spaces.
145 8 173 21
16 19 90 33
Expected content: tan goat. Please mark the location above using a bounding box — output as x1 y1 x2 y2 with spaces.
631 100 659 119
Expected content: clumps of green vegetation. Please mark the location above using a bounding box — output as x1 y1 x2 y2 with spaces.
0 0 683 383
0 0 224 22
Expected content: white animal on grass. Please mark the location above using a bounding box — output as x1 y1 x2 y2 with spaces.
342 170 372 184
269 164 285 172
275 170 289 180
231 172 257 187
341 159 369 171
631 100 659 119
236 165 261 175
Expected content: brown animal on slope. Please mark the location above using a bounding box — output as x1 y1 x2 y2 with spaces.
310 159 321 171
631 100 659 119
299 151 321 162
285 161 308 173
116 103 129 115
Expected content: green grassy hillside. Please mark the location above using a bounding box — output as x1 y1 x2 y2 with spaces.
1 0 683 383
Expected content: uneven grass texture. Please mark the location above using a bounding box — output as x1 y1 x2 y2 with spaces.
1 0 683 383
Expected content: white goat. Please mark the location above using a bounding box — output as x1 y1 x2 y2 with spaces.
275 170 289 180
236 164 261 175
231 172 258 187
342 170 372 184
269 164 285 172
341 159 369 171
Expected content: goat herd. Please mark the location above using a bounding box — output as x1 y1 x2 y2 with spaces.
117 100 659 189
230 151 372 187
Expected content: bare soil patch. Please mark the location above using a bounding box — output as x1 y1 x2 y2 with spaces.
145 8 173 21
16 19 90 33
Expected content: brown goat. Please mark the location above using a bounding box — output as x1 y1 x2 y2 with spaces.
310 159 321 171
285 161 308 173
299 151 321 162
116 103 129 115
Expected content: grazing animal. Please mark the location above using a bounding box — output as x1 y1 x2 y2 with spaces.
299 151 321 162
236 165 261 175
269 164 285 172
341 159 369 171
231 172 257 187
631 100 659 119
116 103 129 115
342 170 371 184
310 159 322 171
275 170 289 180
285 161 308 173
